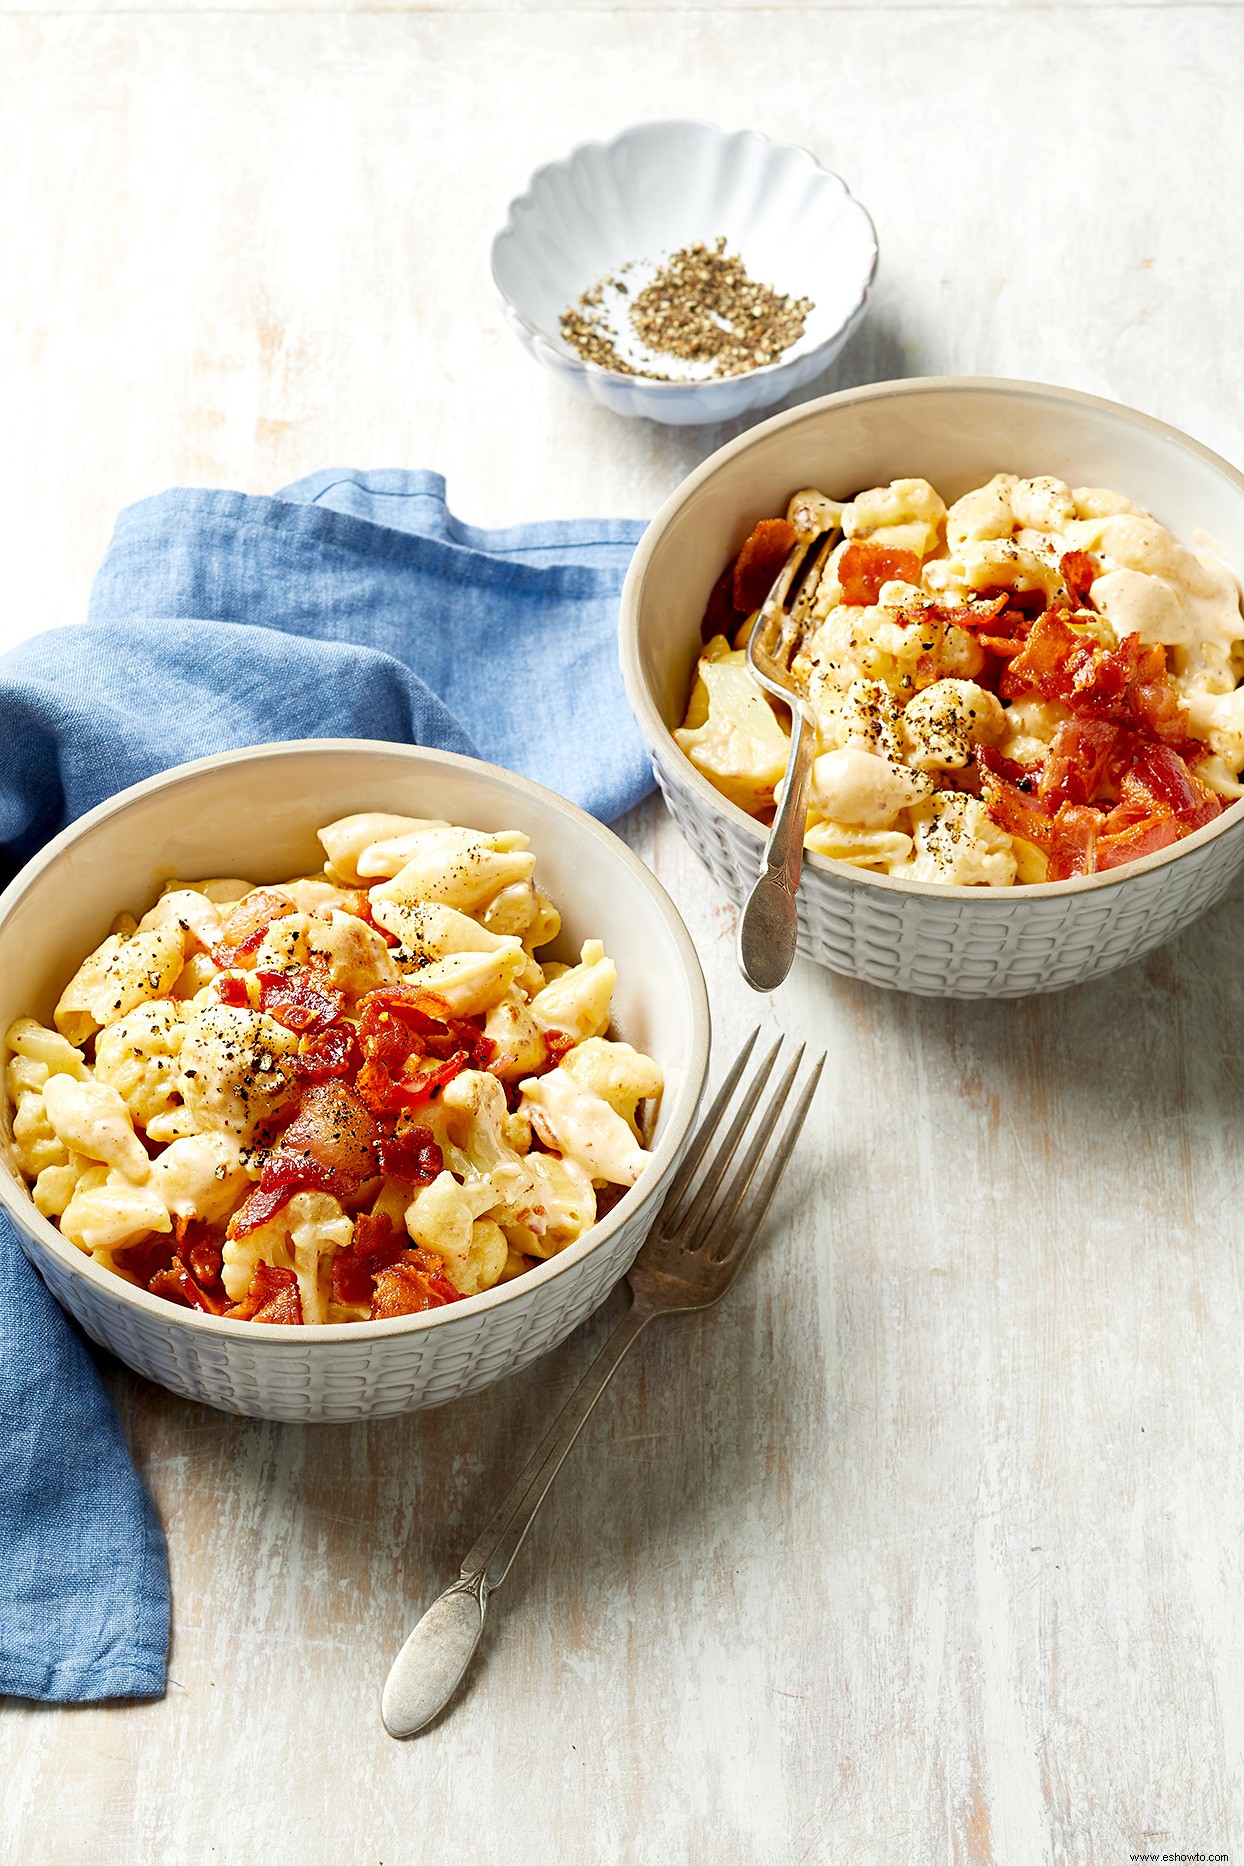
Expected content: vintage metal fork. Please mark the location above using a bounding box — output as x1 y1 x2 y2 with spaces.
381 1030 825 1738
738 530 836 993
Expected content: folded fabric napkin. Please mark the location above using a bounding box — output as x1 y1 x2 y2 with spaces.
0 469 648 1702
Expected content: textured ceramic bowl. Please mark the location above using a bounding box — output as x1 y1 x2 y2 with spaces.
620 377 1244 998
0 742 710 1421
490 119 877 426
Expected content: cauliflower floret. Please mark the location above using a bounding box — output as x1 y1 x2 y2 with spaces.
795 601 982 701
519 1065 650 1187
54 924 185 1042
488 1153 596 1260
841 477 946 558
674 640 791 815
945 473 1018 551
221 1189 353 1323
306 909 399 998
925 538 1065 605
367 829 536 914
404 1172 508 1296
807 678 906 761
529 940 615 1043
248 912 312 975
787 487 844 544
999 694 1070 768
60 1163 172 1263
483 990 549 1080
557 1038 662 1141
1010 475 1078 534
170 952 221 1001
5 1018 89 1177
94 1000 186 1132
148 1131 249 1224
809 747 932 828
425 1069 528 1182
32 1153 92 1219
903 794 1017 887
902 680 1007 772
41 1073 152 1182
175 1002 299 1141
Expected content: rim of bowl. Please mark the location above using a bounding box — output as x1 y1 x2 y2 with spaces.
489 117 880 395
620 373 1244 902
0 739 712 1340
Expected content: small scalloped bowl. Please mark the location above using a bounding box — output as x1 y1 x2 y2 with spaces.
0 742 710 1422
491 119 878 426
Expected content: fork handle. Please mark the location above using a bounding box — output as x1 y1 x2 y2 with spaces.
382 1298 652 1738
738 705 815 992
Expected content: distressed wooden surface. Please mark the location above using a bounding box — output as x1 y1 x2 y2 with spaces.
3 5 1244 1863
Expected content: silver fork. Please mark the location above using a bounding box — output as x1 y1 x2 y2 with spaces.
380 1030 825 1739
737 529 836 994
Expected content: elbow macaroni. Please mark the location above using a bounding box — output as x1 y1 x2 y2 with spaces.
6 813 663 1326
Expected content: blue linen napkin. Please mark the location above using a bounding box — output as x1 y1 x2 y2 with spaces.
0 469 649 1702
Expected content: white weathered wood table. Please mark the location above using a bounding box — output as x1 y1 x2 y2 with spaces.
3 4 1244 1860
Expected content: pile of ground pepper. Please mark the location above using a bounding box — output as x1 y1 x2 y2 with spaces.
559 238 814 381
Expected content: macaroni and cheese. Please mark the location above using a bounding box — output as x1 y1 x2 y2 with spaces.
5 814 662 1325
677 475 1244 884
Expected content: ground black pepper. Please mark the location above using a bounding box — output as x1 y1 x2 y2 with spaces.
559 238 813 382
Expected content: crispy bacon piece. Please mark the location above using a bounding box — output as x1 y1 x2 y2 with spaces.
837 541 922 607
1096 811 1183 871
355 987 493 1115
978 627 1031 659
257 967 344 1036
701 562 740 643
280 1080 379 1181
732 518 797 614
357 1049 468 1115
1128 741 1223 830
173 1215 224 1294
292 1024 361 1082
375 1120 444 1185
369 1249 463 1321
343 889 400 948
1038 720 1122 809
229 1080 381 1237
215 974 250 1008
999 610 1086 704
329 1211 408 1308
984 585 1047 619
1046 805 1100 881
226 1262 304 1325
211 890 297 967
977 748 1055 848
1129 650 1198 748
1060 550 1097 610
113 1235 177 1287
228 1155 346 1238
148 1255 229 1315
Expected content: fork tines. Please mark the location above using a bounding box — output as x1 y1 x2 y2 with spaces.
656 1030 825 1265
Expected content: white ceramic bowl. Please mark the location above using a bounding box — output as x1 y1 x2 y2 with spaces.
490 119 878 426
620 377 1244 998
0 742 710 1421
